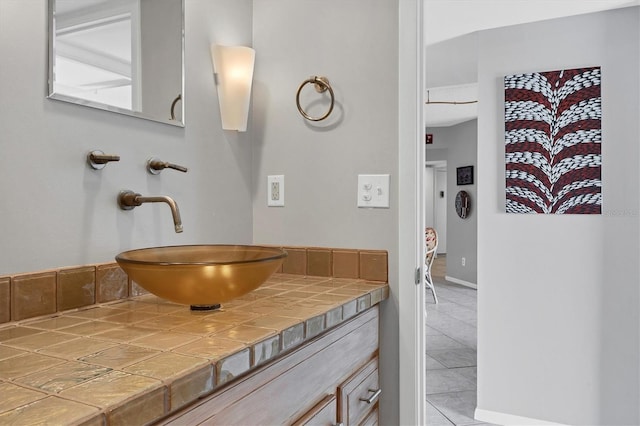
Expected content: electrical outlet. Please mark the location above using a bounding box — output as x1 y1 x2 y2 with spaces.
461 257 466 267
267 175 284 207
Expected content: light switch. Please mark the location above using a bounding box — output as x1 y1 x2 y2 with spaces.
357 174 390 208
268 175 284 206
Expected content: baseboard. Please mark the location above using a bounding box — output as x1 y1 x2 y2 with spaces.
474 408 568 425
444 275 477 289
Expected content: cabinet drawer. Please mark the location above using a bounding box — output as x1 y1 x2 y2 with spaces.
292 394 337 426
359 408 378 426
338 358 380 425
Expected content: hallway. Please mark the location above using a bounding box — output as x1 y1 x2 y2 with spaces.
426 256 486 425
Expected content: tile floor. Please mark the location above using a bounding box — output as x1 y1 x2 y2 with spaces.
426 255 489 426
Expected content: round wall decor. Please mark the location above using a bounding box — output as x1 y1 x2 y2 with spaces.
455 190 471 219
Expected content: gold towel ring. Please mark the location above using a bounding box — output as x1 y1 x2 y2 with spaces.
296 76 335 121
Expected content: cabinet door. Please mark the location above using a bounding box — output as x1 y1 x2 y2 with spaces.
292 394 337 426
338 357 380 425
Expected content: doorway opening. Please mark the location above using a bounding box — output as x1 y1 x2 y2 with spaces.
424 155 479 424
425 160 447 255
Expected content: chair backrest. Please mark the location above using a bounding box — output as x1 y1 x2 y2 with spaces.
425 227 438 266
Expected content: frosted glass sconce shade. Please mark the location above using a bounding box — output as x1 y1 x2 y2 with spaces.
211 45 255 132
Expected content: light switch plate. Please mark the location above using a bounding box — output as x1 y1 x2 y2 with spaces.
357 174 390 208
268 175 284 207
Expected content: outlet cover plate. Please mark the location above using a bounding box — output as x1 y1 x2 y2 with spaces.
357 174 390 208
268 175 284 207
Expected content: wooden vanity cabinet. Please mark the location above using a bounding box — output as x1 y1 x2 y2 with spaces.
159 306 380 426
292 394 338 425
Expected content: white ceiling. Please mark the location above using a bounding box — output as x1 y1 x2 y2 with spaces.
424 0 639 127
424 0 637 46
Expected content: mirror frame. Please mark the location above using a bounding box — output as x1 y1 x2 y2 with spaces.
47 0 185 127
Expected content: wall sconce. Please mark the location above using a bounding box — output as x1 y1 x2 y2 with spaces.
210 44 255 132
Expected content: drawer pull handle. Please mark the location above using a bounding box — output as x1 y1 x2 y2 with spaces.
359 388 381 404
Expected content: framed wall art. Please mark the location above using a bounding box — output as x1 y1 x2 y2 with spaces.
456 166 474 186
504 66 602 214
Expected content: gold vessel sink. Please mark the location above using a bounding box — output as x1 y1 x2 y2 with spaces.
115 245 287 309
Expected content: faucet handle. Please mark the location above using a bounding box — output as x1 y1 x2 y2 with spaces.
147 157 188 175
87 150 120 170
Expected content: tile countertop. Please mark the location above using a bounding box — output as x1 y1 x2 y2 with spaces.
0 273 389 425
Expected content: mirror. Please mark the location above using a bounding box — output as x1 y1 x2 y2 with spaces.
48 0 184 127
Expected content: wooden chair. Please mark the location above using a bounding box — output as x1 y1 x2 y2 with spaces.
425 227 439 304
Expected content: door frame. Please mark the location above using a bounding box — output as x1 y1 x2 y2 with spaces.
434 166 447 253
425 160 448 254
398 0 426 424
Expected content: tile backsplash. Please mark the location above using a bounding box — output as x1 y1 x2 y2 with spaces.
0 246 387 325
11 272 56 321
0 277 10 323
57 266 95 311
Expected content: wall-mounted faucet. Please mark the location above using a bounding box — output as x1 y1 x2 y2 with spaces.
117 190 183 233
147 157 188 175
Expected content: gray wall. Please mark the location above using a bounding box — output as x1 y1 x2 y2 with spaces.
425 32 478 89
476 7 639 425
251 1 399 423
427 120 478 285
0 0 254 275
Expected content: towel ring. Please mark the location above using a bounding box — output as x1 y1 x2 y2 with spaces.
296 76 335 121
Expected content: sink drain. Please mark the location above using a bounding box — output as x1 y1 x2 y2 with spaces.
190 304 221 311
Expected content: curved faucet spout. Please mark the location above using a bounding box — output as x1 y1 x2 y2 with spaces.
136 195 183 233
118 190 183 233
